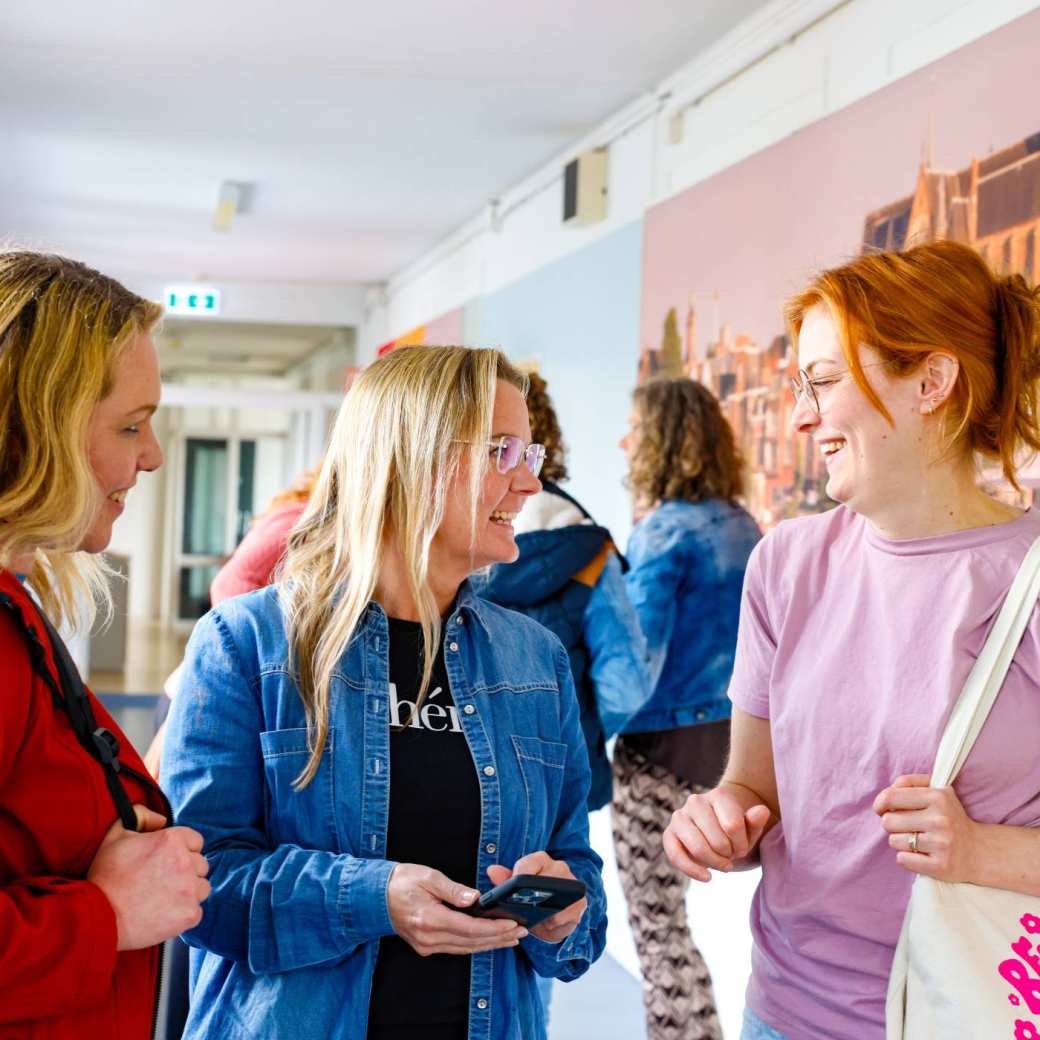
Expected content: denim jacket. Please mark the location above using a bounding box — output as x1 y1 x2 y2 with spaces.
162 580 606 1040
622 498 761 734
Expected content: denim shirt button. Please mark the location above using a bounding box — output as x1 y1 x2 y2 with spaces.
476 998 488 1010
463 704 476 715
455 615 464 626
485 842 496 854
696 711 706 721
483 765 496 777
449 641 459 652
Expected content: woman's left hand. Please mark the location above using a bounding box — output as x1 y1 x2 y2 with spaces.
486 851 587 944
874 774 982 883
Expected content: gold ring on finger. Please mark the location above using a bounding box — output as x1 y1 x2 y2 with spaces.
908 831 920 854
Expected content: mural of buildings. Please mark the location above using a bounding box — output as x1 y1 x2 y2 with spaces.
638 128 1040 526
638 297 827 527
863 128 1040 503
862 130 1040 279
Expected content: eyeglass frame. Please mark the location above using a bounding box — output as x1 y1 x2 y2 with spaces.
789 360 894 415
453 435 546 478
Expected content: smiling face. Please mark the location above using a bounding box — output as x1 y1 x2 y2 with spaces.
793 305 931 517
431 379 541 579
81 333 163 553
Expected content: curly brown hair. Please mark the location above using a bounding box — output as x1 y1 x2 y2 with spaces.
627 378 745 507
524 371 568 483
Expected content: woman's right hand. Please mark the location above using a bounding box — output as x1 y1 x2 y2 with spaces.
387 863 526 956
663 784 773 882
87 804 211 951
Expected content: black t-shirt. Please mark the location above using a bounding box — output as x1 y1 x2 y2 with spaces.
366 618 482 1039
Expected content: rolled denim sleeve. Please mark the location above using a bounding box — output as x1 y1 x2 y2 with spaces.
624 515 686 691
520 643 607 980
162 609 396 974
582 553 651 737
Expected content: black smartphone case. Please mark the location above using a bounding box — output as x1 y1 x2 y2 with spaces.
465 874 586 926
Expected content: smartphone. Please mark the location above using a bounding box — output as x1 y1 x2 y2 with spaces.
463 874 586 927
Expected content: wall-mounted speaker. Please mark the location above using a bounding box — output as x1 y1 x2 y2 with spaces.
562 148 608 226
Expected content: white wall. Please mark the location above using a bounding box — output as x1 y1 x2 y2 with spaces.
121 274 366 329
361 0 1039 357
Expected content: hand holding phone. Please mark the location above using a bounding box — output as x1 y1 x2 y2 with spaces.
484 851 588 943
387 864 526 957
464 873 586 927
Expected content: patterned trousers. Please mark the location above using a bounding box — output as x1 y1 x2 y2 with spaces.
612 740 723 1040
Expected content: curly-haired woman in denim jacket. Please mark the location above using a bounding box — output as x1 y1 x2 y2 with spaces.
162 346 606 1040
614 377 761 1040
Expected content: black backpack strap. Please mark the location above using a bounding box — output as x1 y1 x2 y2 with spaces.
0 591 171 830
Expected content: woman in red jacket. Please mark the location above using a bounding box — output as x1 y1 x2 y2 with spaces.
0 251 211 1039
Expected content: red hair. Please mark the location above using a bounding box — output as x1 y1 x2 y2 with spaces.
786 240 1040 489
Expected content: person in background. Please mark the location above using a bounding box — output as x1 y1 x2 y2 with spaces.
162 345 606 1040
616 377 761 1040
208 466 317 603
144 466 318 778
473 370 650 1023
664 241 1040 1040
0 251 210 1039
475 371 649 809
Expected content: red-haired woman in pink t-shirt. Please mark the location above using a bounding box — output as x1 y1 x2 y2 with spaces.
664 240 1040 1040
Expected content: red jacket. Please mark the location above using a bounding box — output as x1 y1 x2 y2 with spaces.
0 570 165 1039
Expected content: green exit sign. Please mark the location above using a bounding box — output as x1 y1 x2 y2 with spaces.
165 285 222 316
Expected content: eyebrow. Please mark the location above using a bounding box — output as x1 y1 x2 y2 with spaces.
805 359 841 375
125 404 159 420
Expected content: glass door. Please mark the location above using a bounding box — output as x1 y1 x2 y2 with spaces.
172 434 285 622
177 438 230 620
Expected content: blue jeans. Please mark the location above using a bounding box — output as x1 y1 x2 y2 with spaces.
740 1007 789 1040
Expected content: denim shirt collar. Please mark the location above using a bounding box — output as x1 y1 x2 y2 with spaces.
357 578 491 636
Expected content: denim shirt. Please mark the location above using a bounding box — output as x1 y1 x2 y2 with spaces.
622 498 761 734
162 580 606 1040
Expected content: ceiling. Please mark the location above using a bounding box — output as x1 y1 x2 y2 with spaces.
1 0 769 287
156 318 349 378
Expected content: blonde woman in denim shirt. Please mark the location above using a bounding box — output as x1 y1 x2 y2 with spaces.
614 377 761 1040
162 346 606 1040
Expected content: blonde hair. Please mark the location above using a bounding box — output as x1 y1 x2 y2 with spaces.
0 251 162 626
786 240 1040 490
281 345 527 787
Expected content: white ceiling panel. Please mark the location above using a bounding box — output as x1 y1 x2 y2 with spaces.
1 0 771 283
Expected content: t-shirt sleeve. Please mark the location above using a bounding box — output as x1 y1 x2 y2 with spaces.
727 536 777 719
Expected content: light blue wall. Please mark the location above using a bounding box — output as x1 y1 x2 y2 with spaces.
466 221 643 548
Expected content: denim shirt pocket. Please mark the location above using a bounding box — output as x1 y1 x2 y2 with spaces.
259 727 338 851
511 735 567 854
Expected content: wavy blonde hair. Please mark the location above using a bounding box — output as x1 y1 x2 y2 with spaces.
0 251 162 626
280 345 527 787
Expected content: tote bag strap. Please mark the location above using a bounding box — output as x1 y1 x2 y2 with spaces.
931 533 1040 789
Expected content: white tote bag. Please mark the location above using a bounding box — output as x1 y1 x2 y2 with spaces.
886 535 1040 1040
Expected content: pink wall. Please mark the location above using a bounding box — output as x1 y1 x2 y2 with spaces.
640 8 1040 359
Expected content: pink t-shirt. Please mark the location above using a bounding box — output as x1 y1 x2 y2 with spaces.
729 504 1040 1040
